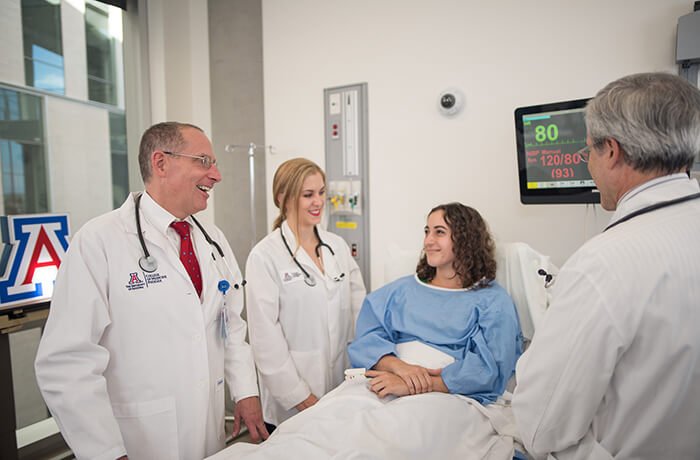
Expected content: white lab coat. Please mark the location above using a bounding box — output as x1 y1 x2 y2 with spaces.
245 221 366 425
35 193 259 460
513 174 700 459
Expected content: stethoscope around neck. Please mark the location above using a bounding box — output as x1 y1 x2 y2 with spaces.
604 192 700 232
279 225 345 287
134 193 246 290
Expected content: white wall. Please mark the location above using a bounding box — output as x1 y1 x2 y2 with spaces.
261 0 691 289
209 0 268 264
0 0 24 86
62 0 88 100
143 0 216 225
46 98 112 231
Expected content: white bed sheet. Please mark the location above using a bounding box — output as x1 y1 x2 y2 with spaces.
208 342 523 460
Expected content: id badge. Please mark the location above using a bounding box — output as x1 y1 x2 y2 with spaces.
220 306 230 342
218 280 231 342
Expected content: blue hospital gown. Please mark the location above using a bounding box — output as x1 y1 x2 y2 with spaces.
348 274 523 403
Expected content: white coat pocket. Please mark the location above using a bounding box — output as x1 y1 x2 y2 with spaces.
112 396 179 460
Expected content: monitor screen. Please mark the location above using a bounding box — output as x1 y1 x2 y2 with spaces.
515 98 600 204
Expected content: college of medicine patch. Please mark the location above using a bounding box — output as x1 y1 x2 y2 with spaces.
279 269 304 284
125 272 145 291
125 271 168 291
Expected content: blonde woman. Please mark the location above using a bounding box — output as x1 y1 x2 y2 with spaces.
245 158 366 431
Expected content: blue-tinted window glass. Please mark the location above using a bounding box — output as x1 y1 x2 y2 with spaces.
109 112 128 208
21 0 65 94
86 3 119 105
0 88 48 214
31 47 65 94
31 43 63 67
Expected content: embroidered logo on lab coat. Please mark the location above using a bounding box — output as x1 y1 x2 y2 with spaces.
126 272 145 290
279 269 304 284
125 272 168 291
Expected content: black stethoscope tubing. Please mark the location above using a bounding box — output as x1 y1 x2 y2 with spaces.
134 193 244 288
135 193 158 272
279 225 343 287
604 192 700 232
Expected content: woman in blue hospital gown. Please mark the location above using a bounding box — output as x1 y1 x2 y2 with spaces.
349 202 523 403
209 203 525 460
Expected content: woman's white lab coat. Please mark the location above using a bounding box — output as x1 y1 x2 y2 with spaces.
35 193 259 460
245 221 366 425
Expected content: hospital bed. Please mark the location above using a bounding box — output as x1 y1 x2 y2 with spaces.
208 242 557 460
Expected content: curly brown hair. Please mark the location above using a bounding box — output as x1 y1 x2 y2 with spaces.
416 203 496 289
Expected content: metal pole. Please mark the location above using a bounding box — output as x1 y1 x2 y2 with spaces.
247 143 257 248
226 143 273 249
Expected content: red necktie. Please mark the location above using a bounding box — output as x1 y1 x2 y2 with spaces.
171 221 203 297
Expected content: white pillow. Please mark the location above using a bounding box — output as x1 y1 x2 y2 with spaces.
395 341 455 369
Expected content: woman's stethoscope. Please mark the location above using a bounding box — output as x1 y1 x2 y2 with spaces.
134 193 246 290
280 225 345 287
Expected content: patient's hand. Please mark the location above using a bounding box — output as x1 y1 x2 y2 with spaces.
295 393 319 412
375 355 434 394
366 370 411 398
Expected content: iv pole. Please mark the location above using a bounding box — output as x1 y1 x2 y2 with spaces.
225 143 273 248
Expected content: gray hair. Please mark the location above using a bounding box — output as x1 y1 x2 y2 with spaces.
585 72 700 173
138 122 203 182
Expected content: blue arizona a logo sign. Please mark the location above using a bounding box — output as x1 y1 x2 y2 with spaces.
0 214 70 311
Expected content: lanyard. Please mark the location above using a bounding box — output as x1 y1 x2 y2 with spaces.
604 192 700 232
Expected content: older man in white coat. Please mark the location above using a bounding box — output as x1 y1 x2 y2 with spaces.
512 73 700 458
35 122 268 460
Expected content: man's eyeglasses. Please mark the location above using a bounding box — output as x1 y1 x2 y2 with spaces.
163 151 217 169
574 141 607 163
574 145 592 163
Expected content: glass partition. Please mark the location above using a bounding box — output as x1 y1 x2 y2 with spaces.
21 0 65 95
110 111 128 208
0 88 48 215
86 1 121 105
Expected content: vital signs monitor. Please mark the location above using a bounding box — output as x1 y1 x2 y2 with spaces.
515 98 600 204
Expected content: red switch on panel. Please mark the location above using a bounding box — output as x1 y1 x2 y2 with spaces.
351 243 358 258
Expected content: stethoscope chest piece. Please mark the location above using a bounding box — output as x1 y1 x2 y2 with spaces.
303 274 317 287
280 225 346 288
139 255 158 273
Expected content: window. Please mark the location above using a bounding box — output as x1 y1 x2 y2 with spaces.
85 1 121 105
0 87 48 214
21 0 65 95
109 111 128 208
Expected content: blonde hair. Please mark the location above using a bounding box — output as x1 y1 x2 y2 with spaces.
272 158 326 230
